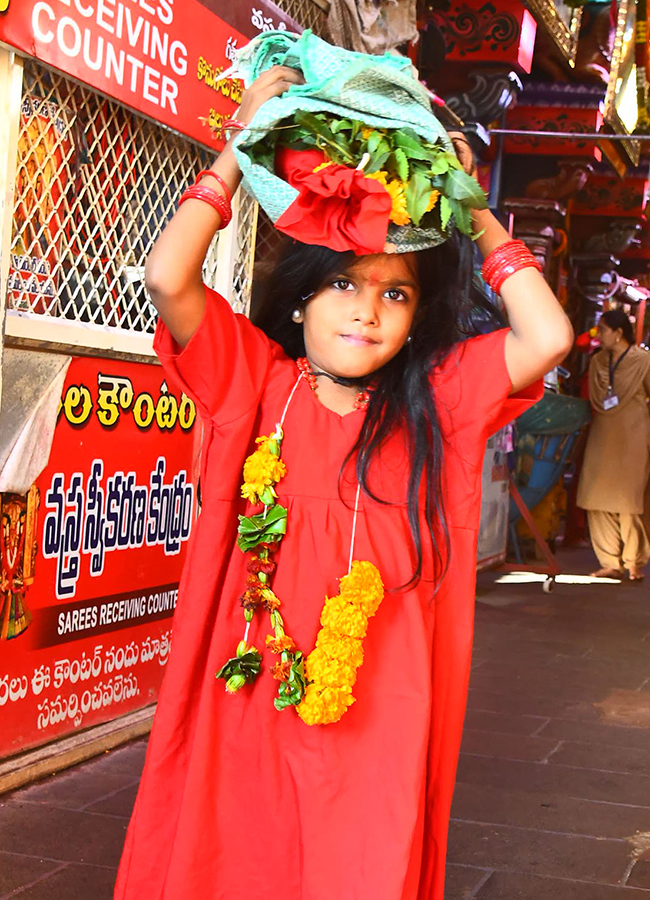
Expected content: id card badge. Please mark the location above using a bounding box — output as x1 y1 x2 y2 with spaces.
603 392 619 410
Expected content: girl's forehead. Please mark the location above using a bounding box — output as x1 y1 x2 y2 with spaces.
345 252 418 284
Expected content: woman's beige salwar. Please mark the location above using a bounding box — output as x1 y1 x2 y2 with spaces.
577 345 650 568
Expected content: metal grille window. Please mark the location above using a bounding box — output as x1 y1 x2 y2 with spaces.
6 0 328 353
8 59 218 339
274 0 329 35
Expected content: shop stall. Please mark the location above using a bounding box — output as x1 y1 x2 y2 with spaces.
0 0 329 788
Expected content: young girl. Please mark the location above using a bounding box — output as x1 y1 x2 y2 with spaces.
115 64 573 900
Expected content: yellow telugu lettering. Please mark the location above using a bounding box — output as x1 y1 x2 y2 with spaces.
96 374 134 427
133 392 155 429
61 384 93 426
59 378 195 431
196 55 242 103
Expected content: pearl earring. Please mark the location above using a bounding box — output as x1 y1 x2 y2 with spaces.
291 309 302 322
406 335 412 344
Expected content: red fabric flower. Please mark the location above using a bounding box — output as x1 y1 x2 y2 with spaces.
274 147 392 255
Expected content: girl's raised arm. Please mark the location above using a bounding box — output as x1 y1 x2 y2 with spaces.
144 66 304 349
449 133 573 393
472 207 574 393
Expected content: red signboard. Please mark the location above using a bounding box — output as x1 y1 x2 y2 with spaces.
0 0 300 149
0 355 200 757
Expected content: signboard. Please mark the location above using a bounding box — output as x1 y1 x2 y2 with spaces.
0 0 300 148
0 355 199 757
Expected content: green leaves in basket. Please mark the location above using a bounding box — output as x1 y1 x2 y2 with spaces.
439 195 452 231
444 168 488 209
394 130 435 162
294 111 354 164
246 111 488 239
406 170 433 226
392 148 409 182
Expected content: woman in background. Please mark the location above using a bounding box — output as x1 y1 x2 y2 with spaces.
578 309 650 580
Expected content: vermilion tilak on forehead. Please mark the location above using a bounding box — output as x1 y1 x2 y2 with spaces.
365 269 384 286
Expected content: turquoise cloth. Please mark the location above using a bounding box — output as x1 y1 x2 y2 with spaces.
232 30 456 252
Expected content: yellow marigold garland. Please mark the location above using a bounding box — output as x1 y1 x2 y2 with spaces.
216 391 385 726
241 433 287 505
299 562 384 725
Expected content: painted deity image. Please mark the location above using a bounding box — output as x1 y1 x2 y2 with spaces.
0 486 39 640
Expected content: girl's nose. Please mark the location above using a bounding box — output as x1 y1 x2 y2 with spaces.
351 290 379 325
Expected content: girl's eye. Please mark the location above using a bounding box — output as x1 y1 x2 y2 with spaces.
385 288 408 302
332 278 354 292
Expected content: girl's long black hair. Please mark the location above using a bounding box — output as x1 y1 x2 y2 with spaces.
252 230 485 591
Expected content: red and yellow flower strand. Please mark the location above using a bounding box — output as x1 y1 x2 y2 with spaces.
216 380 384 725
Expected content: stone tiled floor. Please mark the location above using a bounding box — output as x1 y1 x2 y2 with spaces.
447 548 650 898
0 744 144 899
1 548 649 898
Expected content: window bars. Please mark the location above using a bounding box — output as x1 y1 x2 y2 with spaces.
273 0 329 35
8 59 219 337
7 0 327 349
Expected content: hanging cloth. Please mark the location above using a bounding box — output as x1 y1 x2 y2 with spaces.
327 0 418 55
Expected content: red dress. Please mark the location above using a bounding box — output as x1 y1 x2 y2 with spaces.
115 288 541 900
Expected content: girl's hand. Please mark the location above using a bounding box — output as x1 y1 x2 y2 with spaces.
447 131 477 178
144 65 304 350
238 66 305 126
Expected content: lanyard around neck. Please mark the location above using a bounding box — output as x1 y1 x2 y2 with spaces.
608 345 631 390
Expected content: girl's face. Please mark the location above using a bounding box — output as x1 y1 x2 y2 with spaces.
598 323 623 351
298 252 421 379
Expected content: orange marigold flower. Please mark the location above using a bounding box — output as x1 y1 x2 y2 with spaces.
261 588 281 612
265 634 296 654
241 481 271 504
365 172 410 226
320 596 368 639
247 555 276 576
254 433 281 453
384 180 410 226
239 587 263 610
304 647 357 690
339 561 384 616
271 660 292 682
242 449 287 490
241 436 287 503
315 630 364 668
297 683 354 725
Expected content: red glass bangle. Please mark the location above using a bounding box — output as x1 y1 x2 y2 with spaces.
179 185 232 227
482 252 540 283
485 259 542 294
194 169 232 205
481 240 530 277
481 240 542 294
